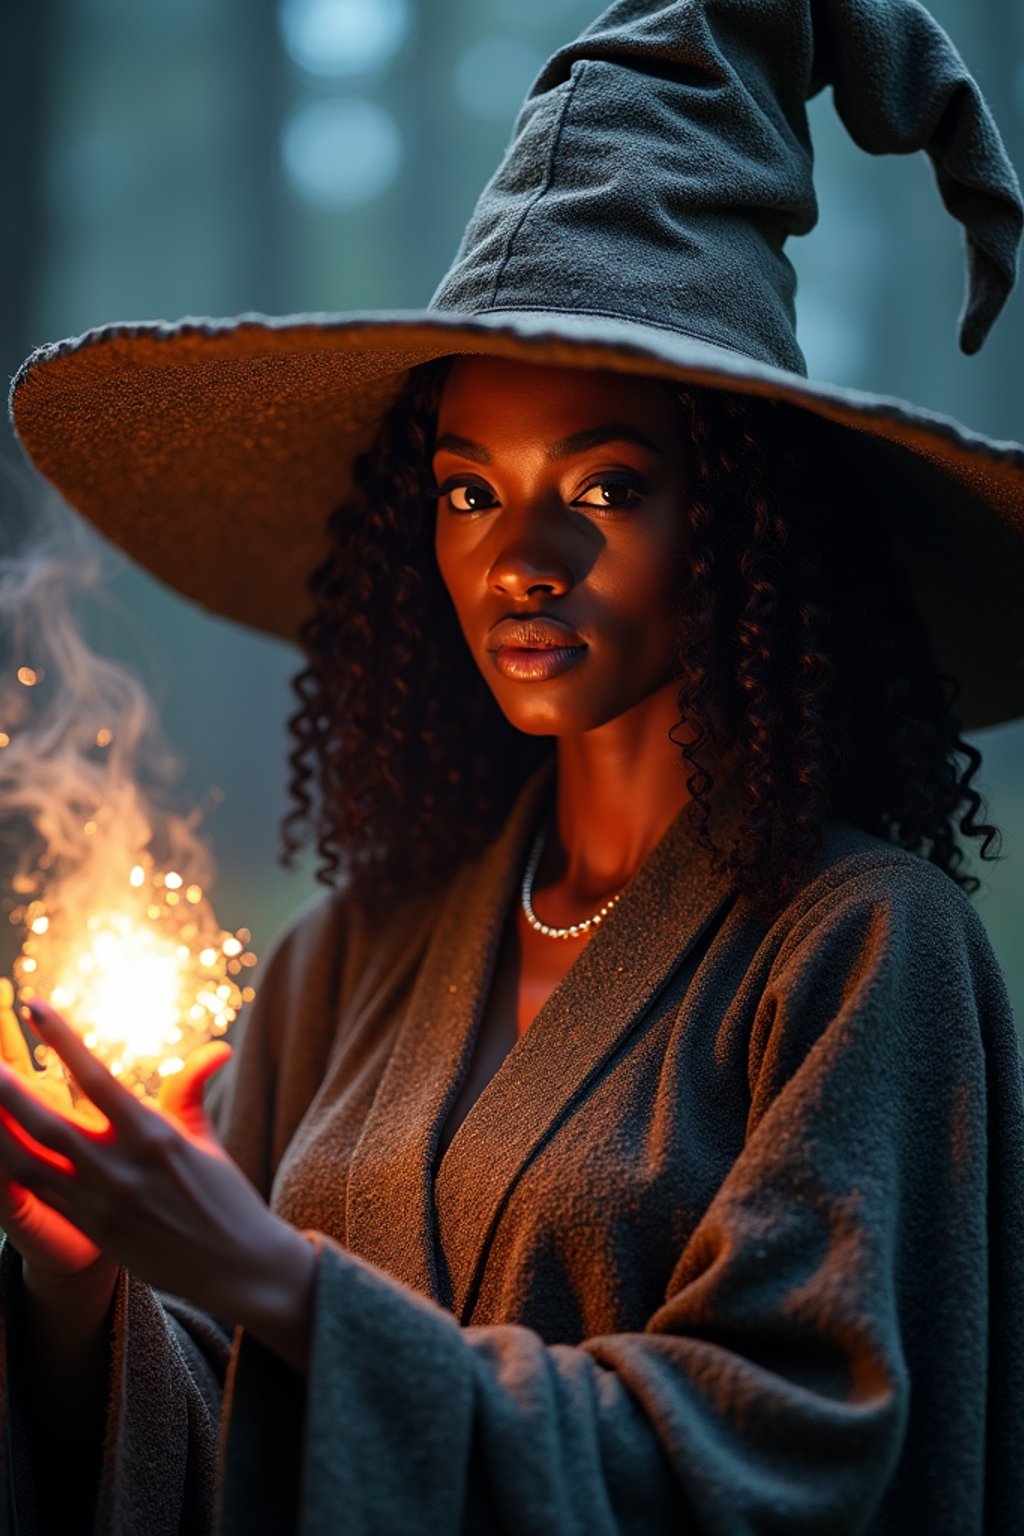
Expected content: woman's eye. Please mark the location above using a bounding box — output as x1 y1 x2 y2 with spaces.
434 475 644 514
574 478 643 510
440 482 498 513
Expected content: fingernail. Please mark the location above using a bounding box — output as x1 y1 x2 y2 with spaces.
21 1002 45 1029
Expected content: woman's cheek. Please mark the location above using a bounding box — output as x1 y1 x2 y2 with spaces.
434 538 471 630
602 546 679 637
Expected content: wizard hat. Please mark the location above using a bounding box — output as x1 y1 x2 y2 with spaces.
8 0 1024 728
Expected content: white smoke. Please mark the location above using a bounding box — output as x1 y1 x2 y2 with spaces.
0 474 213 917
0 469 251 1096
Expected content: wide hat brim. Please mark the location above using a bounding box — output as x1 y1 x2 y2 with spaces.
8 306 1024 730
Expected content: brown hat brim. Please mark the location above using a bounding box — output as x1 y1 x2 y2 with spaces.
9 308 1024 729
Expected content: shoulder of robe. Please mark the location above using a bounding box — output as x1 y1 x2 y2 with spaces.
763 814 996 969
739 815 1015 1095
209 880 440 1144
257 883 359 987
253 878 441 1015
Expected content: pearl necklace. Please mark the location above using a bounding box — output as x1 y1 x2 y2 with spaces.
520 819 625 940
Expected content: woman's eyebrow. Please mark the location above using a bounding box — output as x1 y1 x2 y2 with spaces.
433 432 491 464
432 424 666 464
548 425 666 461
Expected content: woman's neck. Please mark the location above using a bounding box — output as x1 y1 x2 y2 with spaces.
539 675 735 902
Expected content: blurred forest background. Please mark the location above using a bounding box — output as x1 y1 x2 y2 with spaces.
0 0 1021 1028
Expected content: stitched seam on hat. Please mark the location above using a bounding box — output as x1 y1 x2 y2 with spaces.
487 64 585 311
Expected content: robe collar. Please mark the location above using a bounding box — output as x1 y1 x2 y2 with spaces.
344 751 747 1317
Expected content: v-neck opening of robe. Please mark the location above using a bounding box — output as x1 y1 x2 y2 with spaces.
339 749 753 1319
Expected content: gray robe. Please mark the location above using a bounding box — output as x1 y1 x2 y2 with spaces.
2 754 1022 1534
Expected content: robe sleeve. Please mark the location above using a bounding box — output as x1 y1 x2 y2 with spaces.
0 1178 233 1536
219 857 1024 1536
0 887 354 1536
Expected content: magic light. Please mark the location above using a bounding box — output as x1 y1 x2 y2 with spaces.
12 861 256 1101
0 496 258 1101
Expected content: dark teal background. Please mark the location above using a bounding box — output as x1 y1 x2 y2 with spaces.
1 0 1020 1026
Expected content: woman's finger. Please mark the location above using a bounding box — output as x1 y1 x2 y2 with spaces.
0 1099 77 1191
0 1102 114 1243
21 999 144 1134
0 978 35 1076
0 1165 103 1274
0 1134 95 1246
0 1062 107 1171
157 1041 232 1130
0 1171 34 1229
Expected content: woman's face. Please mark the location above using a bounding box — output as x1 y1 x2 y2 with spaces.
433 356 694 737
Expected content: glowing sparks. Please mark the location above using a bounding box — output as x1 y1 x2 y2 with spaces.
11 859 256 1100
3 648 258 1098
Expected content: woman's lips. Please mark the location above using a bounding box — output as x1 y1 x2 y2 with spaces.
493 643 588 681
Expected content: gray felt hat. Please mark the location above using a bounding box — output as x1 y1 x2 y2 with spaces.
8 0 1024 727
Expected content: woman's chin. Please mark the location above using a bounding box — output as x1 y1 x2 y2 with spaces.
475 645 686 738
488 686 654 740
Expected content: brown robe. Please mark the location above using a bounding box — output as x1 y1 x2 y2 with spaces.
2 754 1022 1534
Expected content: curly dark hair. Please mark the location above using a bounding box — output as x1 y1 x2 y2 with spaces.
281 356 1001 928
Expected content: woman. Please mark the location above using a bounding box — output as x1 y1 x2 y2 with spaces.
2 1 1023 1532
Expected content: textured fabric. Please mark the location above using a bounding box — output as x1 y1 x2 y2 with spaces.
431 0 1021 362
0 1239 229 1535
2 755 1021 1533
6 1 1024 729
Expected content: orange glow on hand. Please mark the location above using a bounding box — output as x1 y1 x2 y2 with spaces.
0 1101 76 1177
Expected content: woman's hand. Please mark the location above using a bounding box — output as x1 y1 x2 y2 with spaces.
0 978 106 1280
0 995 318 1364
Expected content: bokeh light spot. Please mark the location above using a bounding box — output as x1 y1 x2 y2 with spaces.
278 0 410 78
281 97 402 209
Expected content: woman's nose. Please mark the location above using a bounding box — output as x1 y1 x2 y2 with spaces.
487 535 575 600
488 488 580 595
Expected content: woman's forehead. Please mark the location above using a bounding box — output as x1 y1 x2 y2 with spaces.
436 355 682 434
